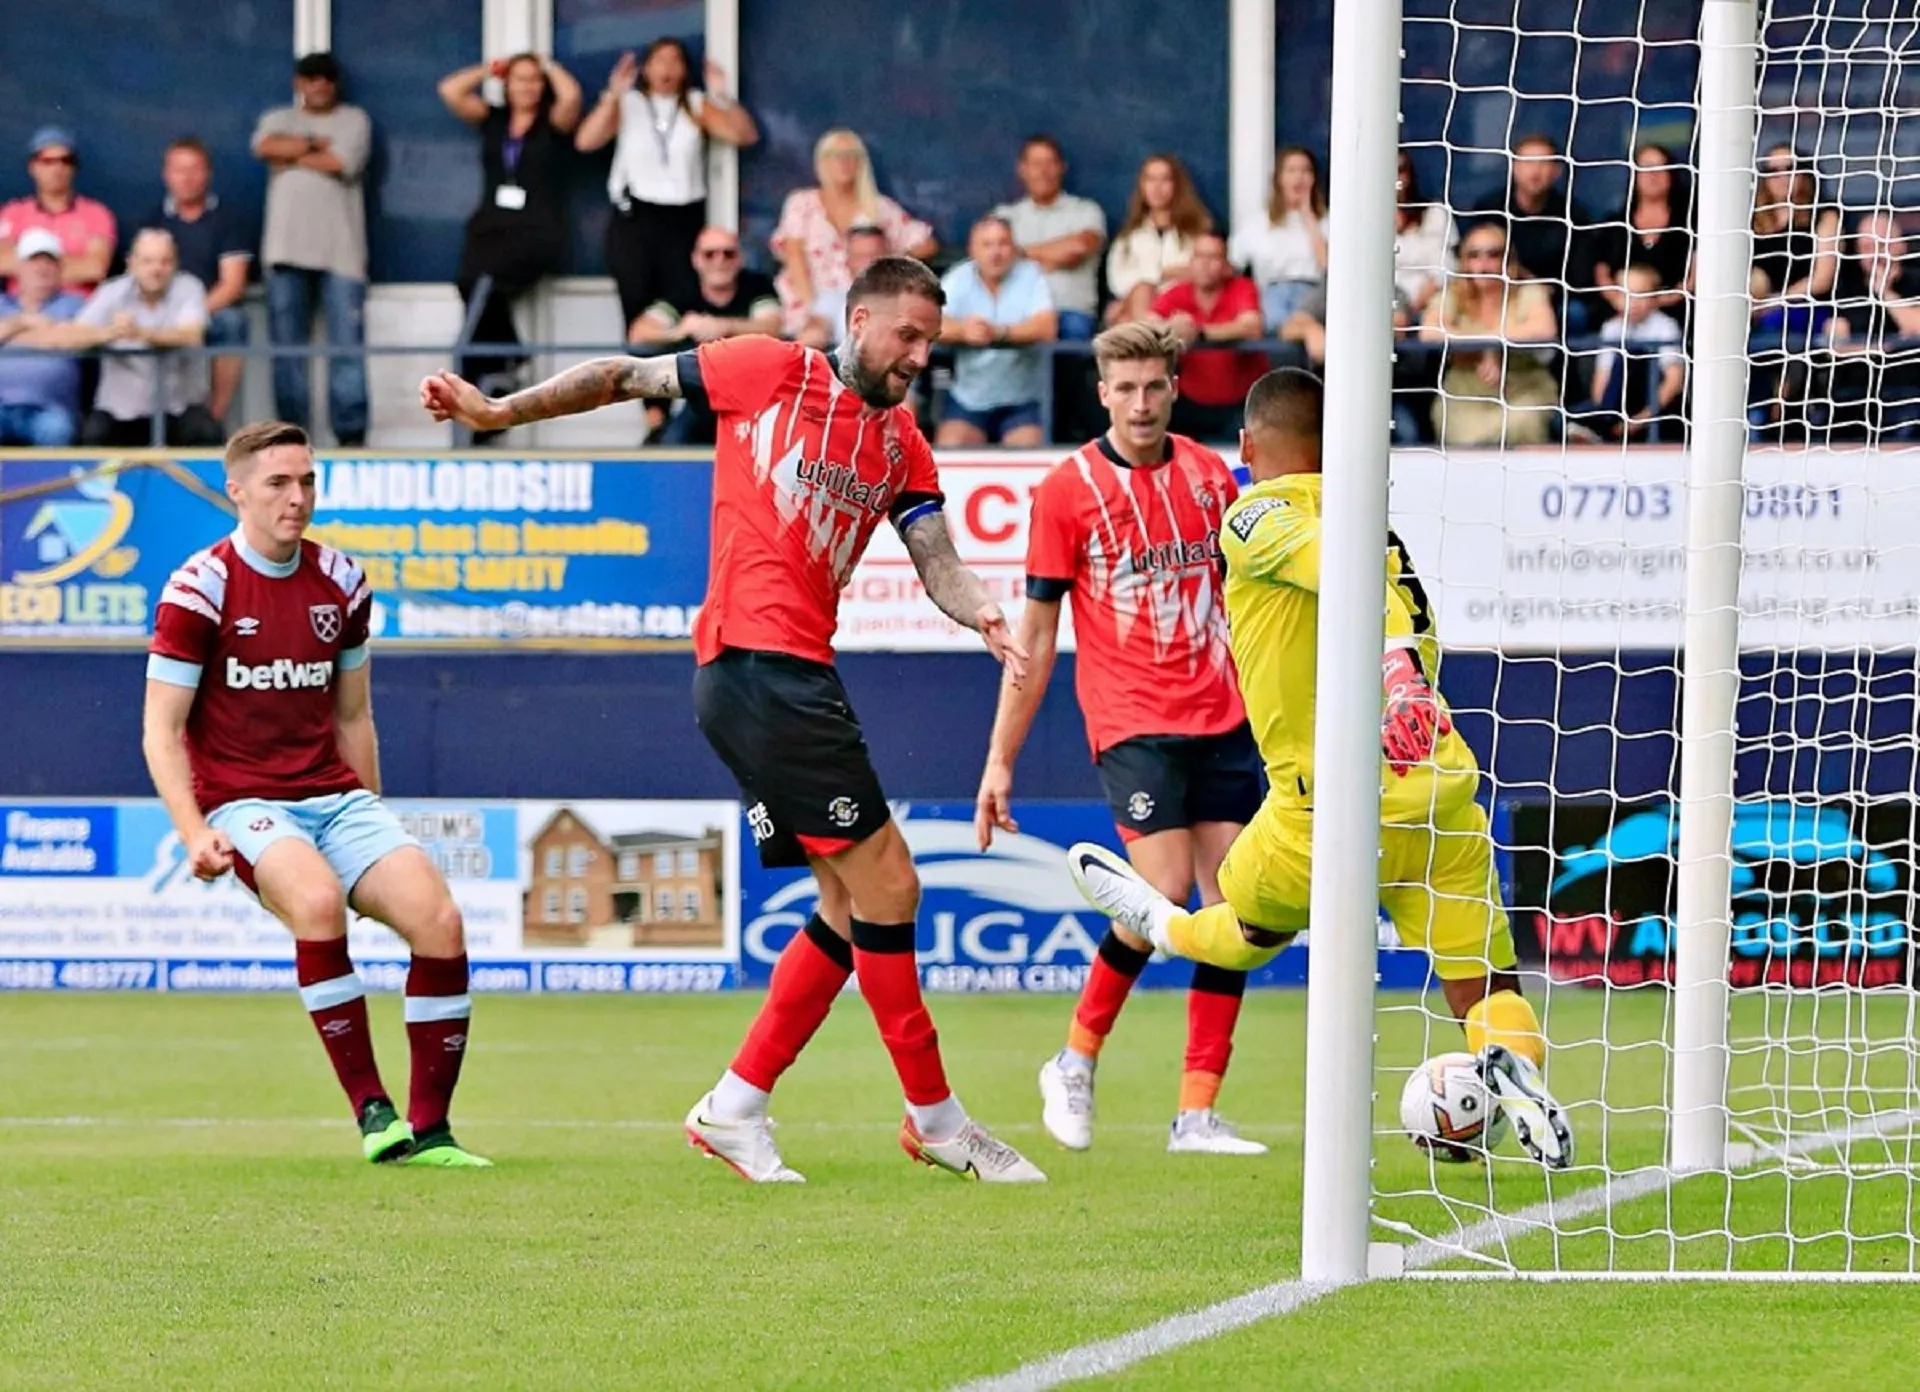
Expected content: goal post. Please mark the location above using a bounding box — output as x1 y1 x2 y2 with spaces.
1299 0 1405 1286
1315 0 1920 1281
1670 0 1761 1177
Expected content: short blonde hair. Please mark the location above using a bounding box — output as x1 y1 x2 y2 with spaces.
1092 321 1182 380
224 420 310 475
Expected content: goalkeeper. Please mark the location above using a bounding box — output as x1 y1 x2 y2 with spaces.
1067 367 1572 1168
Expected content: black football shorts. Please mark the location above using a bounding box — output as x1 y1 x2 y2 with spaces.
692 648 892 869
1094 724 1265 840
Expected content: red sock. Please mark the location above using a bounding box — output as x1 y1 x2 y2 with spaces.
1181 963 1247 1111
851 918 949 1105
294 937 388 1116
730 916 853 1091
1067 930 1153 1059
405 954 471 1134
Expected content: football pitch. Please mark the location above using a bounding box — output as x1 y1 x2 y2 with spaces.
4 991 1915 1390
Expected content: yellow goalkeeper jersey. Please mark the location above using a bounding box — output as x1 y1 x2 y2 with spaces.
1218 473 1482 825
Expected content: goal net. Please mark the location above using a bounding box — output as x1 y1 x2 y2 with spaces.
1364 0 1920 1278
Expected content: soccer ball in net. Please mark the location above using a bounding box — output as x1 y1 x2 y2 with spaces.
1399 1052 1509 1164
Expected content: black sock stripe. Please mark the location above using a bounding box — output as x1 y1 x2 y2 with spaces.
1098 929 1153 978
1190 962 1249 998
849 917 916 954
803 913 854 971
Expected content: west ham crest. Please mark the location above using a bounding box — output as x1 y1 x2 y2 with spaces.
309 603 342 642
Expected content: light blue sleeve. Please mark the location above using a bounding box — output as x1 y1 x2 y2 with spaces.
338 644 370 671
1020 261 1055 313
145 654 202 689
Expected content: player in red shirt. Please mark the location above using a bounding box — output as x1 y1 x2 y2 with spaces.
974 322 1268 1157
421 256 1046 1184
143 421 487 1168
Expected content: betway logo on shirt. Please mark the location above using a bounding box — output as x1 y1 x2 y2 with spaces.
226 656 335 690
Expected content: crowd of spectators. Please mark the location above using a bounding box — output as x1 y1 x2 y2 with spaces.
4 45 1919 451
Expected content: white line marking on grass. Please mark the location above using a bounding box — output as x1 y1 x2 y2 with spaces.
0 1116 1280 1137
945 1280 1346 1392
949 1106 1920 1390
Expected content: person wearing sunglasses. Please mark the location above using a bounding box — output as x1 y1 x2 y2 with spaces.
0 127 117 295
625 226 780 443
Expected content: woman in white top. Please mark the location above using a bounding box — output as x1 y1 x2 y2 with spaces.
1392 149 1456 326
574 38 758 329
1230 146 1328 330
1104 153 1212 324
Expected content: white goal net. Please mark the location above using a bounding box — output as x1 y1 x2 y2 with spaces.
1362 0 1920 1278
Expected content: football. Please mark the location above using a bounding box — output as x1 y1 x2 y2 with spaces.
1399 1051 1509 1163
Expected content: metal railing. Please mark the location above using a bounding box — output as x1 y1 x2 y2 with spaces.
6 325 1900 449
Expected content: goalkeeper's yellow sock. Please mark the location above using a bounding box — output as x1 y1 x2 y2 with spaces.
1464 989 1545 1069
1166 904 1289 972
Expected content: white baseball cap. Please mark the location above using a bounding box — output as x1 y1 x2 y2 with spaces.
15 228 62 262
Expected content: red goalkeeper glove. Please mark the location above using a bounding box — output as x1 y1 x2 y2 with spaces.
1381 646 1451 776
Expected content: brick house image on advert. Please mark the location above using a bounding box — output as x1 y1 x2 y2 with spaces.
523 808 725 949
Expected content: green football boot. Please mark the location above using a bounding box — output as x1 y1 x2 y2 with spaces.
359 1098 414 1164
401 1122 493 1168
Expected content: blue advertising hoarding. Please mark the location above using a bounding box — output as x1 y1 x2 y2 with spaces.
0 454 712 645
738 800 1443 993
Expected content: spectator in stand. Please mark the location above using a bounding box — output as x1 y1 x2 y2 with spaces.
1420 220 1559 446
439 53 583 405
575 40 757 332
252 52 372 446
1565 263 1686 443
772 129 936 336
1825 210 1920 440
74 228 222 447
1748 143 1841 435
797 223 887 350
1460 132 1594 332
1592 143 1693 329
627 225 780 443
0 127 115 294
1151 229 1264 440
141 139 253 426
1749 142 1840 338
0 229 88 444
992 136 1106 341
1230 145 1328 331
1106 153 1211 325
1394 148 1456 326
936 214 1057 447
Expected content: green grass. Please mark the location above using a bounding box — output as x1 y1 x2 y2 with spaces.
2 991 1917 1391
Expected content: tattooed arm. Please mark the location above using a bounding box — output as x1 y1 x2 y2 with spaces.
420 355 682 431
901 510 1030 683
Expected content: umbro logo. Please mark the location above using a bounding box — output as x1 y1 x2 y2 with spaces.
233 616 260 637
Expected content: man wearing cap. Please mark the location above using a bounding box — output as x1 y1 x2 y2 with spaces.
0 127 117 295
252 51 372 446
0 228 90 444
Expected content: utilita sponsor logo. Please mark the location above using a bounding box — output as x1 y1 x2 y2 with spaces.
226 656 334 690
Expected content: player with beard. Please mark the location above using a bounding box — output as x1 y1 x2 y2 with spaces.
421 256 1047 1184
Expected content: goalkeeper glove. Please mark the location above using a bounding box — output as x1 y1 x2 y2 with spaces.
1381 646 1451 776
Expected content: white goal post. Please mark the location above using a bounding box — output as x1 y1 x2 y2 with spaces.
1309 0 1920 1282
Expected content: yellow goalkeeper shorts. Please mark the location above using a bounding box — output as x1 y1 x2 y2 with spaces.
1213 795 1517 981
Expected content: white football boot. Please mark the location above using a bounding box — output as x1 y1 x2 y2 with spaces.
1167 1108 1270 1156
684 1092 806 1183
901 1116 1047 1183
1478 1046 1574 1170
1065 842 1177 954
1038 1052 1096 1151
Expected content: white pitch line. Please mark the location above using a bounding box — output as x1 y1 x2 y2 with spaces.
950 1106 1920 1391
945 1279 1347 1392
0 1115 1290 1138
